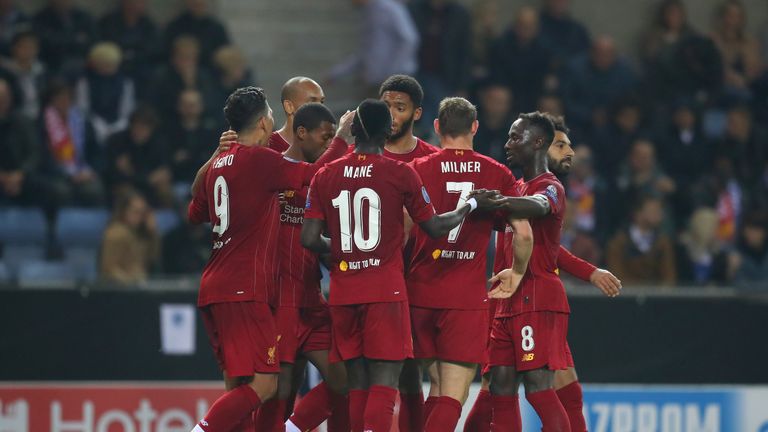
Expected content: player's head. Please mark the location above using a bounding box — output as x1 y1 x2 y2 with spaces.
379 74 423 141
435 97 478 141
504 111 555 169
280 76 325 119
224 86 274 138
544 114 575 175
352 99 392 149
293 102 337 162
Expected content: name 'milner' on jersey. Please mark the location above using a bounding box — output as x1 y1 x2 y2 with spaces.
407 149 518 310
304 152 436 305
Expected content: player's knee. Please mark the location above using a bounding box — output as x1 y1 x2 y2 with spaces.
250 374 278 402
522 370 554 394
489 368 518 396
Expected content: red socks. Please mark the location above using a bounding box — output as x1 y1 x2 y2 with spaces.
423 396 438 426
327 391 350 432
526 389 571 432
196 384 262 432
424 396 462 432
288 382 333 430
398 391 425 432
557 381 587 432
253 397 287 432
464 389 492 432
363 385 398 432
490 394 521 432
348 389 369 432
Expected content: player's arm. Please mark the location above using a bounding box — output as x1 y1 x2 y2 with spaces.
417 190 500 238
301 218 331 254
476 190 551 219
488 218 533 299
557 245 622 297
188 170 210 224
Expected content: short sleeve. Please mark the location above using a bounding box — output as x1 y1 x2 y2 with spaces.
304 171 325 220
402 164 435 223
500 169 519 198
532 179 565 216
188 172 210 224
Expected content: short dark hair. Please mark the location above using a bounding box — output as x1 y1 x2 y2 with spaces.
130 105 159 129
224 86 268 132
379 74 424 108
438 97 477 138
10 27 37 48
543 113 569 134
352 99 391 143
519 111 555 149
293 102 336 134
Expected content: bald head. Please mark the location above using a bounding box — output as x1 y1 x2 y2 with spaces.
279 77 326 117
591 35 617 70
515 6 539 42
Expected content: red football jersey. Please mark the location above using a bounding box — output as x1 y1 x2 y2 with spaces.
347 137 438 163
495 172 569 317
305 152 436 305
275 174 324 308
407 149 518 310
188 144 314 307
268 131 290 153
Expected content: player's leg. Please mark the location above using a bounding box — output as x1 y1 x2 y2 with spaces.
398 358 426 432
286 356 308 417
489 365 523 432
555 366 586 432
521 368 570 432
423 361 476 432
463 373 492 432
346 357 369 432
422 360 441 427
366 359 405 432
254 363 293 432
286 349 349 432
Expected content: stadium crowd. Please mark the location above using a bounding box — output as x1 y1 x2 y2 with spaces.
0 0 766 289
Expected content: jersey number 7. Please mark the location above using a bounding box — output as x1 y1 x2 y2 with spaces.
446 181 474 243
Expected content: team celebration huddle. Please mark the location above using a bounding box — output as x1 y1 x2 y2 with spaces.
188 74 622 432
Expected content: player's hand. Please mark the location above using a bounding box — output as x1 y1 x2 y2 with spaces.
468 189 502 211
217 130 238 155
335 110 355 143
487 268 524 299
590 268 621 297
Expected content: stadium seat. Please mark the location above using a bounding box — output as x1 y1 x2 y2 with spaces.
1 245 46 277
0 261 10 282
55 208 110 248
155 210 181 235
17 260 77 289
64 247 99 282
0 207 47 246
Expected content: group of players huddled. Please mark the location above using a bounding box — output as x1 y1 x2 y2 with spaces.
188 74 622 432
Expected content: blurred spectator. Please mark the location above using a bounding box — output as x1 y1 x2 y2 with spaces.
98 0 160 96
150 35 218 124
676 207 728 285
99 188 159 285
714 105 767 189
489 6 551 112
590 98 645 178
33 0 96 75
537 0 590 68
470 0 501 76
564 145 610 242
474 82 512 163
76 42 135 145
656 100 711 187
692 156 743 245
606 195 677 286
212 45 253 121
409 0 472 130
0 29 47 119
0 0 29 56
561 35 637 133
0 77 60 253
105 106 173 207
537 93 564 117
730 211 768 290
165 89 217 184
710 0 763 99
328 0 419 92
164 0 230 67
40 78 104 206
641 0 695 66
162 200 209 274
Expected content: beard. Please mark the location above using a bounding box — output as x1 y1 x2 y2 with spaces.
388 115 415 142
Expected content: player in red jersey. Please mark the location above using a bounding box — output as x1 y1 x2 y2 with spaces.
187 87 349 432
301 99 498 432
268 76 326 152
479 112 572 431
463 116 621 432
407 97 554 432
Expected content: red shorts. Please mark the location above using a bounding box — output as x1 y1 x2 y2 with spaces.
200 301 280 376
329 301 413 362
274 305 332 364
488 311 572 372
410 306 488 364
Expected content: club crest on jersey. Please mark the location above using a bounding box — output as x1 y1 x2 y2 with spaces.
421 186 431 204
545 185 558 204
267 345 277 365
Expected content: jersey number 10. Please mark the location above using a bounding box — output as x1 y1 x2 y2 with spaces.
332 188 381 253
